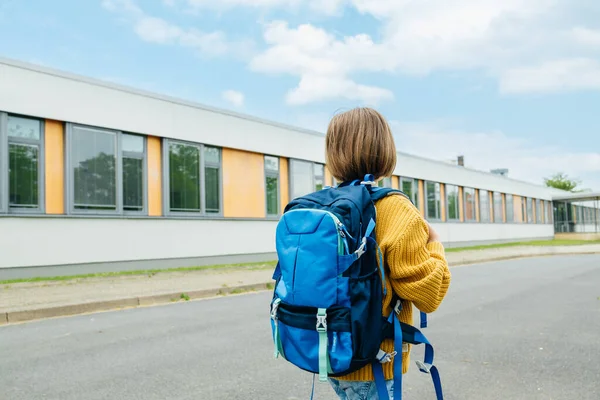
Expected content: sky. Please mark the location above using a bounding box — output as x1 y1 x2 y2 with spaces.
0 0 599 190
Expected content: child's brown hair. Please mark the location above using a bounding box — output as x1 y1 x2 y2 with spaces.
325 107 397 182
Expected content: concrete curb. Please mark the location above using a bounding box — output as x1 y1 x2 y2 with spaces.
447 250 600 267
3 282 273 325
2 251 599 325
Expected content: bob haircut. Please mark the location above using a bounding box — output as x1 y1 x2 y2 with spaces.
325 107 397 183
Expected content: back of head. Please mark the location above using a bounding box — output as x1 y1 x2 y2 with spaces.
325 107 397 183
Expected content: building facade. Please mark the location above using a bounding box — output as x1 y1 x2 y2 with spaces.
0 58 566 276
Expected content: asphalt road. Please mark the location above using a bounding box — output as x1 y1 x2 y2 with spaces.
1 255 600 400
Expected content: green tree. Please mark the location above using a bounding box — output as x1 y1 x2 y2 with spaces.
544 172 580 192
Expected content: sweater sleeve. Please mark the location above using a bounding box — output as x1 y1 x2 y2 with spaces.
377 196 451 314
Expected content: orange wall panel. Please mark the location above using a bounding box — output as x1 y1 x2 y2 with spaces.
440 184 446 221
502 193 506 223
223 148 265 218
513 195 523 223
280 158 289 214
147 136 162 216
325 166 334 187
44 120 64 214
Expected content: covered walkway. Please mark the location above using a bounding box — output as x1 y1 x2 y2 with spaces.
552 192 600 236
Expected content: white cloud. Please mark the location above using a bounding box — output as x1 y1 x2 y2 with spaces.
250 21 394 104
187 0 297 7
134 16 183 44
222 89 245 106
499 58 600 94
391 121 600 190
184 0 342 14
246 0 600 104
105 0 600 103
286 75 393 105
103 0 251 57
572 27 600 47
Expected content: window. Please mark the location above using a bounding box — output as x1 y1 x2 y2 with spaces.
314 163 324 191
164 139 220 214
122 134 144 212
464 187 476 221
479 190 491 222
536 200 543 223
68 124 147 214
204 147 221 213
1 114 44 213
265 156 279 216
425 181 441 220
445 184 459 221
289 160 325 199
378 177 393 188
493 192 503 223
505 194 514 223
526 198 533 223
522 199 527 223
401 177 420 209
546 201 553 223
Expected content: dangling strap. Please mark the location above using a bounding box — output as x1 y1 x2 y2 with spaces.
411 330 444 400
354 218 376 259
271 299 284 359
420 311 428 329
316 308 330 382
392 308 404 400
372 363 390 400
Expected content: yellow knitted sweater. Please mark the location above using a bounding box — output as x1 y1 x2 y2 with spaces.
337 194 451 381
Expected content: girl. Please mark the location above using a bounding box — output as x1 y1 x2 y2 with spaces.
325 107 452 400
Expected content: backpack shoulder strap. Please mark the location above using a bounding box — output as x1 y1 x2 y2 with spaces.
369 187 411 204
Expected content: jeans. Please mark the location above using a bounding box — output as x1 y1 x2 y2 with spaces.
329 378 394 400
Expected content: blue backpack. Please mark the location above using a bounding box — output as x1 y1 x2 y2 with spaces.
269 175 444 400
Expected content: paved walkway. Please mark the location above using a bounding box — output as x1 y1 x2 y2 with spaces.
2 244 600 324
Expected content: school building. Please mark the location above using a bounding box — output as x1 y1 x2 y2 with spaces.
0 58 598 279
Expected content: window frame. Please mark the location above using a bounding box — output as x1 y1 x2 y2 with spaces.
313 163 325 192
479 189 491 223
0 112 46 214
0 113 4 214
378 177 393 188
66 123 147 216
463 187 477 222
526 197 534 223
289 159 324 199
493 192 503 223
547 201 553 224
264 155 280 218
425 180 441 221
121 133 147 215
445 184 460 221
400 177 420 209
505 194 514 223
162 138 223 217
